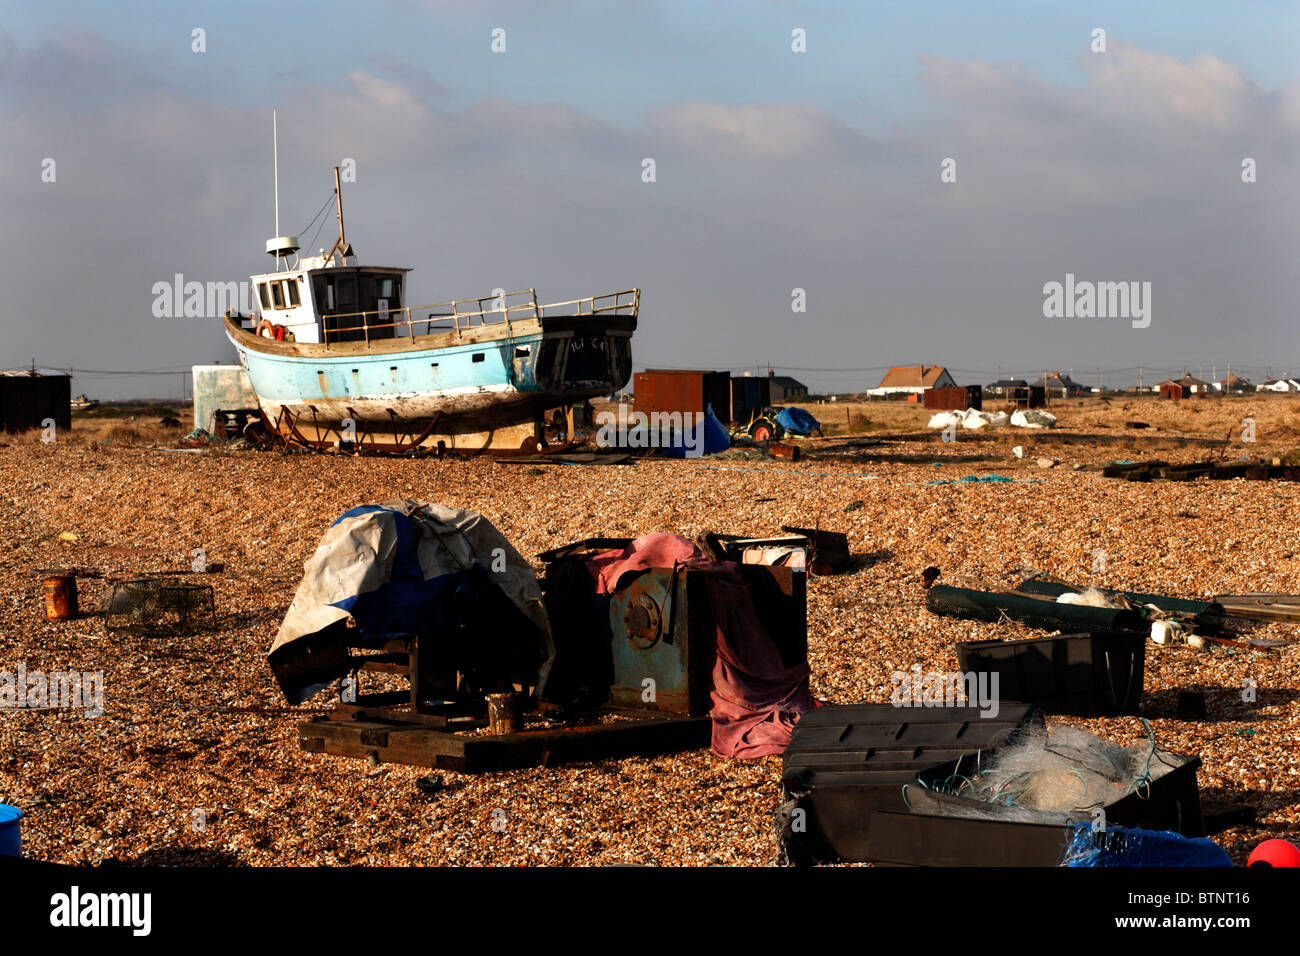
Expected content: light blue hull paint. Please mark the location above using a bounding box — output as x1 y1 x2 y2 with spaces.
230 329 546 431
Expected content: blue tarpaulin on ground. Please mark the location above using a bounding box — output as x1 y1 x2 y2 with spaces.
775 407 821 436
1061 824 1233 867
660 404 731 458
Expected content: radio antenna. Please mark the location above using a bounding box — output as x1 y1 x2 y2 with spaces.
273 111 280 270
263 110 301 267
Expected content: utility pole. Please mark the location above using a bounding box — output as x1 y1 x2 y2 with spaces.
1138 365 1143 392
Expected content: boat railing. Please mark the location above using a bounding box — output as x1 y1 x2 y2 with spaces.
537 288 640 318
320 288 639 348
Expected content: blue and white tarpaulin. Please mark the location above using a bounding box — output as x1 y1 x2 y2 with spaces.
269 499 553 703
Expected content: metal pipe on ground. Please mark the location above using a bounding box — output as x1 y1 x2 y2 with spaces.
925 583 1146 633
1014 580 1225 634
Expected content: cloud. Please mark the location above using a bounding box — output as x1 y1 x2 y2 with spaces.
914 43 1300 211
1085 42 1264 131
0 26 165 113
650 101 864 160
0 30 15 81
1 27 1298 395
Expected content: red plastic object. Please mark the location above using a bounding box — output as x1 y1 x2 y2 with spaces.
1248 839 1300 867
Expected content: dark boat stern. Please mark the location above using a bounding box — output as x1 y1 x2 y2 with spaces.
535 314 636 398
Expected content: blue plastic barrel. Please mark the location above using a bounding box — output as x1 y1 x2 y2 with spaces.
0 804 21 857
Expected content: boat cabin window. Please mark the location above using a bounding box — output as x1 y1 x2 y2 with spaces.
313 271 404 342
256 278 304 312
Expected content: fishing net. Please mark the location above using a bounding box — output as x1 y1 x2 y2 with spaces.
932 721 1179 816
106 577 216 636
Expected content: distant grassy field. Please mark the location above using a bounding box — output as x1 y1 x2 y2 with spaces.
71 399 187 420
6 400 197 445
596 391 1300 453
24 392 1300 460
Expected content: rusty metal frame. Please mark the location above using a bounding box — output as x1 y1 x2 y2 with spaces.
273 404 318 450
266 402 582 458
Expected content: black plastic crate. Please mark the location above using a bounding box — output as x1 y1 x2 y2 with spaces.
780 702 1042 863
861 748 1206 866
862 809 1076 867
956 630 1145 717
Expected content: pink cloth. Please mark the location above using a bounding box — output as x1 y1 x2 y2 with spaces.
584 534 813 759
585 533 704 594
702 568 814 759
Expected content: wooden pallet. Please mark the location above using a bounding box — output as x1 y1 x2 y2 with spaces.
299 706 711 772
1214 593 1300 624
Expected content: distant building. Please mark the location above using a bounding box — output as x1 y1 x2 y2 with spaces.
766 370 808 403
1215 373 1254 393
986 378 1028 396
868 365 956 397
1030 371 1088 398
1 369 71 434
1260 377 1300 393
1156 373 1213 399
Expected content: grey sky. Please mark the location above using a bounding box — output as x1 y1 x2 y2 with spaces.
0 10 1296 399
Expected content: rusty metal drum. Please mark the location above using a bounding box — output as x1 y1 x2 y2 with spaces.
485 693 521 735
42 574 78 621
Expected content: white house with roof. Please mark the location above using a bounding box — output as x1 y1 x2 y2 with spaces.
867 365 956 397
1260 376 1300 392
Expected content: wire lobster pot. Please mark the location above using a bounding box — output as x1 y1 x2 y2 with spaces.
105 577 216 636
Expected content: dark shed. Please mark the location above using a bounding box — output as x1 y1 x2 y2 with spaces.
729 375 771 422
1 370 71 434
634 369 732 423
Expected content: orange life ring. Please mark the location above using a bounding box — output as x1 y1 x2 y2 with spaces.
255 319 285 340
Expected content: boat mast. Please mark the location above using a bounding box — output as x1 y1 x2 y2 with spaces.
325 166 353 264
273 110 281 273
